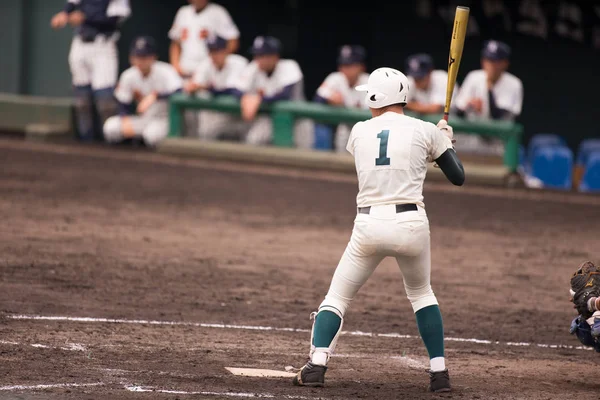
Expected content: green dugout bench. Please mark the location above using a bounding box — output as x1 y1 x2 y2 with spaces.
168 93 524 172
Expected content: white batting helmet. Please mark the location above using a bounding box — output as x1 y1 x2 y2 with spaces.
355 67 410 109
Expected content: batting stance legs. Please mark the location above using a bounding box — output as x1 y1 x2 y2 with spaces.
300 206 446 380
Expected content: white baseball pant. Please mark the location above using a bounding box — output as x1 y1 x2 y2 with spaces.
245 116 315 149
198 110 249 141
69 35 118 90
319 204 438 316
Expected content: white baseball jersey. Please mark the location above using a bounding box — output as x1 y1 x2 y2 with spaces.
191 54 248 92
114 61 182 117
407 70 455 106
346 112 453 208
316 72 369 109
168 3 240 75
233 59 305 99
455 69 523 121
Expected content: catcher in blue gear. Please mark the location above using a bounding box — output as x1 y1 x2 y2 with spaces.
569 261 600 350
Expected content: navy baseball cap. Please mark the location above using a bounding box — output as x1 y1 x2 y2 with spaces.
206 35 228 52
130 36 157 57
405 53 434 79
337 45 366 65
481 40 511 61
250 36 282 56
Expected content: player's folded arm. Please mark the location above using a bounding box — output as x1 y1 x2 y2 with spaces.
435 149 465 186
261 84 295 103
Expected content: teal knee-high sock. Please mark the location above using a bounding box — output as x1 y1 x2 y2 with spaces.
415 305 445 359
312 310 342 347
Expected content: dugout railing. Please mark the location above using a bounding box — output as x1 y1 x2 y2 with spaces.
168 93 524 172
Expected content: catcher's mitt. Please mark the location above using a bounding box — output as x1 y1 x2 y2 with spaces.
570 261 600 319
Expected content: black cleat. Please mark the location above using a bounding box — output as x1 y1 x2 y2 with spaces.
292 362 327 387
428 369 451 392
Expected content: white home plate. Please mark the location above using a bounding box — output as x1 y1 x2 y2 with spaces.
225 367 296 378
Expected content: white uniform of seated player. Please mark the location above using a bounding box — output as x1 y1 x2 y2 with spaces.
314 45 369 152
405 53 457 116
454 40 523 155
183 35 249 141
231 36 313 148
103 36 182 147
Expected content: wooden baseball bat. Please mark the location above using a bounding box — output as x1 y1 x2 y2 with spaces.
443 6 470 122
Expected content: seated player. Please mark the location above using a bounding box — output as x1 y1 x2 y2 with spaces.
230 36 313 148
404 53 454 116
103 37 182 147
454 40 523 155
313 45 369 152
570 261 600 352
183 35 249 141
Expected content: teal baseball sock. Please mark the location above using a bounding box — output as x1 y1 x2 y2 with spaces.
311 310 342 365
415 305 446 371
313 310 342 347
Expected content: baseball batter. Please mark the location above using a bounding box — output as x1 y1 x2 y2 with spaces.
183 35 249 141
292 68 465 393
51 0 131 142
314 45 369 152
231 36 313 148
103 37 182 147
405 53 457 115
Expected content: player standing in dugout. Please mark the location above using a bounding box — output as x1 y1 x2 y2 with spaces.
51 0 131 142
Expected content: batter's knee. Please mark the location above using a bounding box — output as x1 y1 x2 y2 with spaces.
406 284 438 313
319 295 351 317
103 116 122 143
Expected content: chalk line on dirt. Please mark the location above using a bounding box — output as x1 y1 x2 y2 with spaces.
8 314 589 352
0 339 87 352
124 384 328 399
0 382 103 391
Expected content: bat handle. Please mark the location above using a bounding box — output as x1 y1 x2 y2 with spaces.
443 112 449 122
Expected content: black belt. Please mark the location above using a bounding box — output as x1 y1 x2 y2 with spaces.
358 204 418 215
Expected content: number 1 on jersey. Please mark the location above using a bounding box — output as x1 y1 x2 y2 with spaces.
375 130 391 166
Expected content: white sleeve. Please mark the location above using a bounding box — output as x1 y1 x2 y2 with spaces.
454 72 474 111
429 123 453 160
278 60 303 88
316 73 342 100
168 8 185 41
214 7 240 40
107 0 131 18
224 57 248 89
163 67 183 94
346 122 361 155
192 61 211 86
430 72 448 106
509 80 523 116
67 0 81 4
114 73 133 104
232 63 257 93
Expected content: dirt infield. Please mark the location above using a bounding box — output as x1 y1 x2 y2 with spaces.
1 138 599 400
